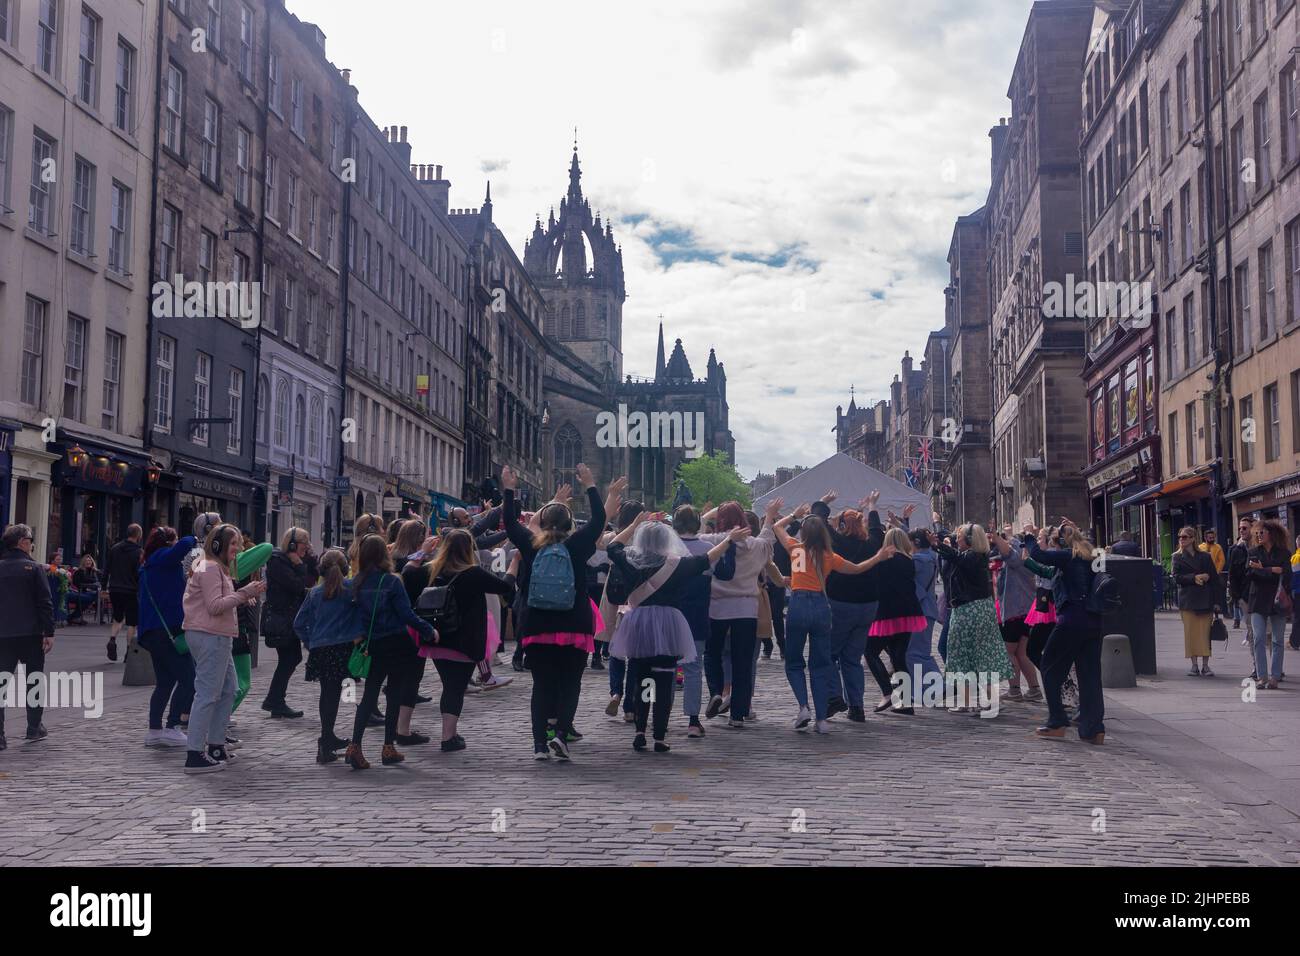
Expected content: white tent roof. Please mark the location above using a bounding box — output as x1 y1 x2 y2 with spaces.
752 453 931 518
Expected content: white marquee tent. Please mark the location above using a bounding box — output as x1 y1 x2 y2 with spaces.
752 453 932 519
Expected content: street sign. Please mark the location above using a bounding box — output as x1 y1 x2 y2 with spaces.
382 496 403 512
331 475 351 496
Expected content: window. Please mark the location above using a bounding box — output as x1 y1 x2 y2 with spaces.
101 331 122 430
294 395 306 458
273 380 289 448
1235 261 1253 353
1288 216 1300 326
238 3 253 81
60 315 87 422
1240 394 1255 470
265 153 277 220
324 208 336 266
1259 241 1277 340
70 157 95 256
1228 0 1244 71
1185 401 1197 469
29 130 56 234
267 51 281 115
308 397 322 460
1180 182 1193 264
200 97 219 182
114 39 135 132
1293 370 1300 454
227 368 242 454
1161 202 1174 275
163 63 183 153
1283 59 1299 168
154 335 175 432
0 0 11 44
1165 308 1178 378
1176 58 1189 140
233 249 249 289
1169 411 1179 475
1264 382 1280 462
303 291 315 354
282 276 296 342
287 172 299 234
78 6 100 106
235 125 251 206
1159 83 1172 163
1254 92 1272 190
0 106 11 211
205 0 220 50
198 228 216 286
1183 292 1197 369
22 297 47 406
1249 0 1266 45
107 181 130 274
193 352 211 445
307 191 317 251
256 374 268 443
37 0 58 75
159 203 180 278
290 77 303 135
321 303 334 365
1230 121 1246 214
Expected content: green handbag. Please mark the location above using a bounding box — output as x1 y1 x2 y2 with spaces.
142 570 188 654
347 580 383 680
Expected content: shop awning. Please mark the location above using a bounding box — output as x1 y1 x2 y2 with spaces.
1114 475 1210 509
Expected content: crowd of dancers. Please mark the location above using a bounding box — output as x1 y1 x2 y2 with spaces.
0 464 1129 768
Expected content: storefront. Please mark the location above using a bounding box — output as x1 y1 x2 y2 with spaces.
265 472 332 549
1115 471 1214 569
1230 470 1300 531
47 439 150 565
172 459 261 541
1085 441 1159 556
387 478 431 524
429 491 468 524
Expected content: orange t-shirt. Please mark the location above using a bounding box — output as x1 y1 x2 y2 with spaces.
788 545 851 592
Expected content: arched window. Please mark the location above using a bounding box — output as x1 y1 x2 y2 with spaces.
326 409 336 463
574 302 586 337
559 304 571 338
295 395 306 458
257 374 270 443
554 423 582 484
273 380 289 448
309 397 323 461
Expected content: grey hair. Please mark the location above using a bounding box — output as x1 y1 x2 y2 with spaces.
625 520 689 569
2 524 33 550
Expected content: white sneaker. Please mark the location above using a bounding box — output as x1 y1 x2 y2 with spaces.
481 675 514 691
814 720 832 734
794 707 812 731
464 682 483 694
144 729 170 747
162 728 189 747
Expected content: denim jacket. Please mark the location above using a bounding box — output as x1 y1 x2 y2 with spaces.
294 579 362 649
352 571 433 642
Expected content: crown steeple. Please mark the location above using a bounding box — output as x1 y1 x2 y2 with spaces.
655 319 667 381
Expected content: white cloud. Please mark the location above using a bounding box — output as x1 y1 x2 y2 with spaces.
298 0 1036 476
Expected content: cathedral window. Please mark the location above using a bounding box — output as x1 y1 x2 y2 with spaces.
575 303 587 338
560 304 571 338
555 423 583 483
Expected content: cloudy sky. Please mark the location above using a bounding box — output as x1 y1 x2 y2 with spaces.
301 0 1039 478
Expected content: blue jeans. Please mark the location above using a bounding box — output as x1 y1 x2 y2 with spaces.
938 615 950 662
905 618 942 702
827 599 875 709
185 629 237 750
682 640 706 718
138 628 195 730
1250 612 1287 680
785 591 834 720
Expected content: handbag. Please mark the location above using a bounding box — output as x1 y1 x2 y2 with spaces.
141 568 188 655
348 581 383 680
416 572 463 645
1275 580 1294 617
1209 614 1228 644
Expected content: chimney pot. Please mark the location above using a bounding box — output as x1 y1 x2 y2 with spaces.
341 68 351 84
436 164 443 179
400 126 408 143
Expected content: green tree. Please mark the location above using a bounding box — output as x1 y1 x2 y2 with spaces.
675 452 752 511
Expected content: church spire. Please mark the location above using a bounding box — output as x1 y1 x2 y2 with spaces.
567 141 582 205
655 319 666 382
482 180 493 223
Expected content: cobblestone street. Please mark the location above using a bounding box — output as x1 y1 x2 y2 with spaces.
2 615 1296 866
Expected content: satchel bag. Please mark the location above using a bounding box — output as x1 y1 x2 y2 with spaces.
1209 613 1229 644
348 583 383 680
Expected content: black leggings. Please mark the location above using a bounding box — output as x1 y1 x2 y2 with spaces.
864 634 908 697
350 634 416 748
767 584 787 655
318 673 343 741
1027 621 1054 669
264 639 303 707
402 656 427 707
432 658 475 716
630 655 677 739
526 643 587 751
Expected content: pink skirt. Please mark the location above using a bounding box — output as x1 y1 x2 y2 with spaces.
869 614 928 637
1024 605 1057 627
519 599 603 654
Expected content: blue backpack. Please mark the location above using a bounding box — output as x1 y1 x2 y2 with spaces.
528 542 576 610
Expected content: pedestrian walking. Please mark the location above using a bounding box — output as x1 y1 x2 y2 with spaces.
1247 519 1292 690
0 524 55 750
106 524 143 662
990 529 1047 699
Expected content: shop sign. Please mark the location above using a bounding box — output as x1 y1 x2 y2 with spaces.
396 479 430 504
1087 453 1140 491
1274 480 1300 502
58 454 144 495
183 473 252 503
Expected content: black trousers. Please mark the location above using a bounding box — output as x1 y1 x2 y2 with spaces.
1041 623 1104 738
432 658 475 716
766 584 787 655
526 644 587 751
1026 621 1055 668
402 656 427 708
350 633 417 748
0 635 45 735
318 673 344 741
630 655 677 739
864 634 908 697
264 639 303 707
706 618 758 719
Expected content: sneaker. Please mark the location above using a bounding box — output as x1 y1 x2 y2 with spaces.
826 697 849 719
481 675 514 691
183 750 224 774
1267 678 1280 689
206 744 234 763
224 735 241 749
464 682 483 694
533 750 550 761
793 706 812 731
727 718 745 729
813 720 831 734
512 659 526 673
654 740 671 753
1201 667 1215 678
687 720 705 738
548 735 570 761
605 695 622 717
25 724 47 741
1004 688 1024 702
107 638 118 662
705 694 724 720
1023 687 1043 701
144 729 177 747
414 693 433 705
440 736 467 752
367 710 386 727
562 729 584 742
1035 726 1068 740
633 733 648 752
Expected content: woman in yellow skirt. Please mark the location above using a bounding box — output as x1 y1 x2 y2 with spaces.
1172 526 1220 676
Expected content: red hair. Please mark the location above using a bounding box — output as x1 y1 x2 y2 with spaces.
836 510 866 540
715 502 746 532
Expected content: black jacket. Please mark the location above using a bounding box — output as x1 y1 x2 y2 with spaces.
933 543 992 607
402 562 515 662
261 550 310 641
106 539 142 592
605 541 712 609
1227 540 1252 601
504 487 606 639
0 549 55 639
826 512 885 604
1172 549 1218 613
873 553 924 623
1246 545 1293 616
1111 540 1141 557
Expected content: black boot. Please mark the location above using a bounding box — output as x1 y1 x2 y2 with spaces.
316 738 340 764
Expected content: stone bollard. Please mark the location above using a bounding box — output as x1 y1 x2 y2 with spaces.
122 636 156 686
1100 633 1137 688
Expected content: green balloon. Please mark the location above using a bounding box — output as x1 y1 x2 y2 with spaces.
234 542 273 578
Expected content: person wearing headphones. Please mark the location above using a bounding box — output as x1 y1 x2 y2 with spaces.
183 513 223 578
181 524 265 773
260 527 312 719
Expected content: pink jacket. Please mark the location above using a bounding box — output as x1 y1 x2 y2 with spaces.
182 559 251 638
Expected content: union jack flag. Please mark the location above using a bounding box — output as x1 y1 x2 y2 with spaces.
918 438 932 467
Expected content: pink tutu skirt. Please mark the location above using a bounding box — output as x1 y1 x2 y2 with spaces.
868 614 928 637
1024 604 1057 627
519 598 603 655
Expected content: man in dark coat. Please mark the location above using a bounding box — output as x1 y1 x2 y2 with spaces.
0 524 56 749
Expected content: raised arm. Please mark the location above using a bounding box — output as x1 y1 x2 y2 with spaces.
568 465 607 555
501 467 532 554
